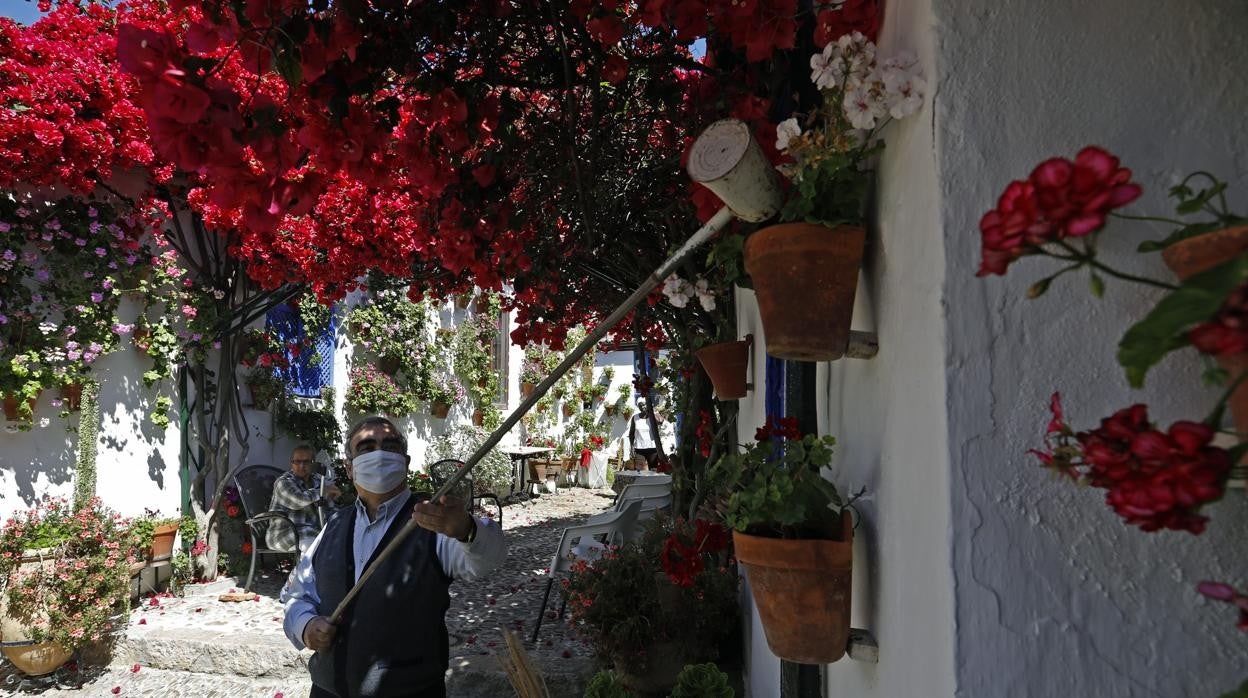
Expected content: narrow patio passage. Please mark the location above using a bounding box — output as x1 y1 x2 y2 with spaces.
0 488 614 697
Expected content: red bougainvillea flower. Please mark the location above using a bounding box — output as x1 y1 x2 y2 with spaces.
814 0 880 46
1196 581 1248 631
978 147 1142 276
1188 280 1248 357
1029 393 1231 534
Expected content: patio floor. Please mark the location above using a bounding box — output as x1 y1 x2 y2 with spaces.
0 486 616 697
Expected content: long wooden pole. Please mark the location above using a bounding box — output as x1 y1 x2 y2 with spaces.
331 119 778 624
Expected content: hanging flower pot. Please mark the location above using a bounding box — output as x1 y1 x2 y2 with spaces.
58 383 84 412
472 409 484 426
521 382 537 399
562 403 575 418
247 382 278 411
455 293 474 310
604 404 617 417
695 334 753 400
377 355 401 376
132 325 150 354
3 393 40 421
744 223 866 361
431 401 451 419
1161 224 1248 439
732 509 853 664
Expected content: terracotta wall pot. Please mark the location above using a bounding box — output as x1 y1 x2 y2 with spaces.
732 509 853 664
562 403 575 418
695 336 752 400
58 383 83 412
1161 225 1248 440
472 409 484 426
1 642 72 677
431 401 451 419
521 382 537 399
744 223 866 361
148 522 179 562
3 394 38 421
248 383 276 411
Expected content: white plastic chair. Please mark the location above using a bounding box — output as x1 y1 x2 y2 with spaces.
586 481 673 532
530 499 642 641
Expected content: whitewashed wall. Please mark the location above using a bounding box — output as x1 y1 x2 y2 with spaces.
737 1 1248 696
0 295 183 520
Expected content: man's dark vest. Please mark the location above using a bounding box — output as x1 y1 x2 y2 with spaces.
308 495 451 697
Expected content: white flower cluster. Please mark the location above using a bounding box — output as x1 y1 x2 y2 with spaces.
777 31 925 150
662 274 717 312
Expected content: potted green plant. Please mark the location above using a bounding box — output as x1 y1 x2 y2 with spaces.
1 350 45 427
0 498 136 676
519 352 544 398
671 663 735 698
563 516 738 694
275 388 342 458
749 32 925 360
584 671 631 698
130 509 182 562
706 416 861 664
427 374 465 419
344 364 415 417
244 365 285 410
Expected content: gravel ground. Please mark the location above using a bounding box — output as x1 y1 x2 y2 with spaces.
0 487 616 697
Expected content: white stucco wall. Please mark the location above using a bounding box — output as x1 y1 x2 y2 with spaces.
938 1 1248 696
0 294 183 520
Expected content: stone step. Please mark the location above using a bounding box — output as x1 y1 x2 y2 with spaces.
74 665 308 697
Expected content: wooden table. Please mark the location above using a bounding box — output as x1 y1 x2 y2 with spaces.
502 446 555 495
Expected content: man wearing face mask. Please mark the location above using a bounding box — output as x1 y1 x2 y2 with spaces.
280 416 506 698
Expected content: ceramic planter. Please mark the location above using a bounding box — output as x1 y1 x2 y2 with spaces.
695 335 752 400
732 509 853 664
521 382 537 399
3 393 38 421
148 522 179 562
1161 225 1248 442
0 642 72 677
431 401 451 419
744 223 866 361
562 403 575 418
58 383 83 412
0 549 71 676
472 409 484 426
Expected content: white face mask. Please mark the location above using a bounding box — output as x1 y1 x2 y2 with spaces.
350 450 408 493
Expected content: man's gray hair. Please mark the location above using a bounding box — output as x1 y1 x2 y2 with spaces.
344 416 406 458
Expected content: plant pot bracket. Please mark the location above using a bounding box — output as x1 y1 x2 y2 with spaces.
845 331 879 360
847 628 878 663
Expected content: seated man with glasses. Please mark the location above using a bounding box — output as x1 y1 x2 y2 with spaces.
267 444 341 554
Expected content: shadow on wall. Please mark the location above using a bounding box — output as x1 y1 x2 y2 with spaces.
0 341 174 514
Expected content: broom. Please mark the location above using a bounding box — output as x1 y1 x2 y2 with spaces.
497 630 550 698
329 118 781 625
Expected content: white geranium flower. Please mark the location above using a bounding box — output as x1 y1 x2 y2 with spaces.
843 85 886 130
809 43 838 90
662 275 693 309
775 118 802 152
38 322 57 335
836 32 876 89
880 54 926 119
693 278 716 312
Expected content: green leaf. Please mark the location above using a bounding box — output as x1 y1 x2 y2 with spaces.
1117 254 1248 388
1089 273 1105 298
1175 181 1227 215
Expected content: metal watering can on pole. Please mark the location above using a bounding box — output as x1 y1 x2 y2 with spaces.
329 119 781 624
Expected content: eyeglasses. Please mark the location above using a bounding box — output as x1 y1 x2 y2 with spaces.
291 459 314 465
